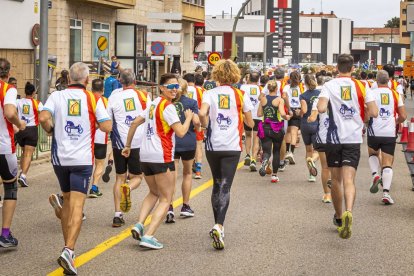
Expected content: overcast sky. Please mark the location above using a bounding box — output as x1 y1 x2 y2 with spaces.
205 0 401 27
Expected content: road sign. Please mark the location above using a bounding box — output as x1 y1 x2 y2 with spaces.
151 56 164 61
151 42 165 56
32 24 40 47
97 36 108 52
208 52 222 66
147 32 181 43
408 5 414 32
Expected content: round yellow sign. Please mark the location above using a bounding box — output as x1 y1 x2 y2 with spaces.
208 52 222 66
97 36 108 51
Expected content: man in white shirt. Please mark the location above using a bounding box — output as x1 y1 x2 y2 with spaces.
40 62 112 275
318 54 378 240
367 70 406 205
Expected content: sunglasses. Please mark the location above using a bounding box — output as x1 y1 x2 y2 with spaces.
162 84 180 90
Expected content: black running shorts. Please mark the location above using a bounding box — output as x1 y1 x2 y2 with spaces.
325 144 361 169
15 126 38 147
244 119 261 132
94 143 107 160
367 136 397 156
174 150 196 161
113 148 142 175
0 154 18 181
141 162 175 176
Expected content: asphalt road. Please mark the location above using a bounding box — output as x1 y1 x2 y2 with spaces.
1 100 414 276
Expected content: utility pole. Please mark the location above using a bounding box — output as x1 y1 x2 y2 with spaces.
231 0 252 60
263 0 268 73
39 0 48 103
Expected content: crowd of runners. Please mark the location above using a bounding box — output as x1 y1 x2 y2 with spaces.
0 53 408 275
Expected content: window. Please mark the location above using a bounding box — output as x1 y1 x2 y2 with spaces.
403 20 407 26
403 32 410 37
183 0 204 6
299 32 322 38
299 53 321 63
92 22 110 61
70 19 82 65
403 9 407 14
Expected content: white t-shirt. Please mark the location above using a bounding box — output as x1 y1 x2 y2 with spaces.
17 98 43 127
240 84 263 120
312 98 329 144
283 85 301 109
95 96 109 144
319 77 375 144
203 85 254 151
0 81 18 154
371 80 404 95
107 88 150 149
368 87 404 137
140 96 180 163
43 86 110 166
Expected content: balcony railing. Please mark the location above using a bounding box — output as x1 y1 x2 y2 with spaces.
70 0 135 9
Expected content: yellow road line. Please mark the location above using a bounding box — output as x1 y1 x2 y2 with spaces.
48 161 244 275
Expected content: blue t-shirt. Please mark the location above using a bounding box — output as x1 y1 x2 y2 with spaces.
299 89 320 125
104 76 121 98
174 96 199 152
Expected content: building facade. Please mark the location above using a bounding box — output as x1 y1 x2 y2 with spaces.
0 0 40 94
400 0 412 45
354 28 400 43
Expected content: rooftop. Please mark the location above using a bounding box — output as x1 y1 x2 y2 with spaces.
353 27 400 35
299 11 337 18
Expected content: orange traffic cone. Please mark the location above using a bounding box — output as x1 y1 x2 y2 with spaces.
398 120 409 144
404 118 414 152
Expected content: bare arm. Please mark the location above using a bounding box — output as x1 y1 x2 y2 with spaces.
199 102 210 128
257 103 264 117
244 111 254 129
98 120 112 133
317 97 328 113
276 98 290 120
366 101 378 118
307 110 318 123
192 114 201 131
171 109 194 138
39 110 53 134
397 106 407 124
300 99 307 116
5 104 26 130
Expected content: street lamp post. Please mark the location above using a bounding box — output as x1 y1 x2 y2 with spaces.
230 0 252 61
39 0 48 103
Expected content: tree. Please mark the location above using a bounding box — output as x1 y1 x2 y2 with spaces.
384 17 400 28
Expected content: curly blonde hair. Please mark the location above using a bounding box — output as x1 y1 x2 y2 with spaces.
174 78 188 102
212 59 241 85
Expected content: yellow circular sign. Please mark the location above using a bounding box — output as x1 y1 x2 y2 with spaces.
208 52 222 66
97 36 108 51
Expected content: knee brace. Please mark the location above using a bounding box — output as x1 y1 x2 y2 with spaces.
4 180 18 200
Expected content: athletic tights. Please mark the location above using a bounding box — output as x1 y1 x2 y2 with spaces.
205 151 241 226
260 126 285 174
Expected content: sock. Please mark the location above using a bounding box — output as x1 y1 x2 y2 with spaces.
195 162 202 173
280 160 285 166
115 212 123 218
291 146 295 154
382 167 393 191
1 228 10 237
108 159 114 166
368 155 380 176
20 173 26 179
286 143 291 152
91 184 98 191
143 235 153 238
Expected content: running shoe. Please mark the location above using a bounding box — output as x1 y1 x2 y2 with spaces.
322 194 332 203
209 225 224 250
308 175 316 183
382 193 395 205
333 215 342 227
370 174 381 194
244 154 251 166
259 159 269 177
102 164 112 183
327 179 332 189
266 162 272 175
139 236 163 249
271 175 279 183
337 211 353 239
0 233 18 248
306 157 318 176
82 213 86 221
285 152 296 165
57 248 77 275
131 223 144 241
194 172 202 179
279 161 288 172
112 216 125 228
166 205 175 223
49 194 63 219
18 175 28 188
180 204 195 217
120 183 131 213
88 186 103 198
249 160 257 172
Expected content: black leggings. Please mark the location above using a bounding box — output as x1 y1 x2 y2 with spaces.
260 127 285 174
206 151 241 226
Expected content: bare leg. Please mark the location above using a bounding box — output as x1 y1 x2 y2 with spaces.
61 192 70 244
128 173 143 191
330 168 343 218
20 146 35 175
245 131 252 156
113 173 126 212
64 191 86 250
319 152 331 194
2 179 17 230
181 159 194 204
145 170 175 236
137 175 159 224
91 158 105 187
342 166 357 212
251 132 260 161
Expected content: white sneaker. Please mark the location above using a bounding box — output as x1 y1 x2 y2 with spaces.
209 225 224 250
271 175 280 183
382 193 394 205
308 175 316 182
285 152 296 165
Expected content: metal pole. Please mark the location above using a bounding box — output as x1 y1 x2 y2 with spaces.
231 0 252 60
39 0 48 103
262 0 268 73
411 32 414 59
